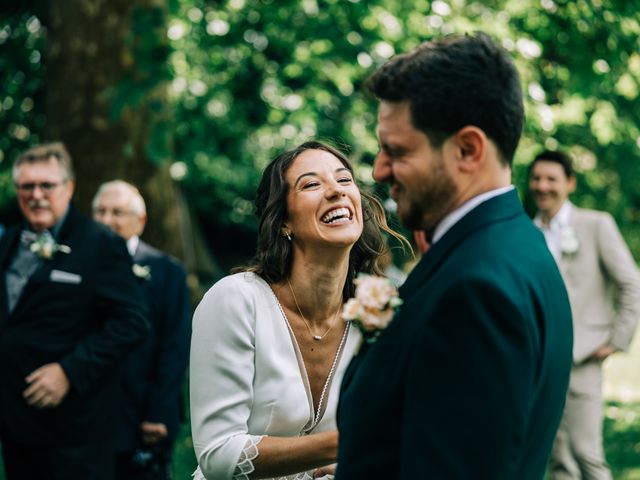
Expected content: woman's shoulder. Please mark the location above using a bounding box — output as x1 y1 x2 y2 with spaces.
193 272 271 333
206 271 269 297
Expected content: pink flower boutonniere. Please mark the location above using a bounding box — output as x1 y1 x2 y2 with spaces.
342 274 403 343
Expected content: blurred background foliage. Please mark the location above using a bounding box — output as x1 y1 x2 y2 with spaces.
1 0 640 279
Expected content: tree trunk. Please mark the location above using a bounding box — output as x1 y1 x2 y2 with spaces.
44 0 184 259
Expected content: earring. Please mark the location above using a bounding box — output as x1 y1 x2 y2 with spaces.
286 233 292 241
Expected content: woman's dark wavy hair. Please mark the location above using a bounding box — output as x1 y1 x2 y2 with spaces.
239 140 409 301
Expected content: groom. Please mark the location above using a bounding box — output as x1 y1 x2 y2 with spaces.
336 33 574 479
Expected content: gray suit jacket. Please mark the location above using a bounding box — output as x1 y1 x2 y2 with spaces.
559 207 640 377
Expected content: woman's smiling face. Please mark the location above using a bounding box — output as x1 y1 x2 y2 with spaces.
283 148 363 250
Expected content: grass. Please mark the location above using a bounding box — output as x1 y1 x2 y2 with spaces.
174 421 198 477
604 402 640 479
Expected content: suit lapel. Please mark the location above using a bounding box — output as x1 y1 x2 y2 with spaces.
342 190 525 396
400 190 524 302
0 225 22 321
557 206 583 280
8 208 80 319
132 240 151 264
339 336 371 392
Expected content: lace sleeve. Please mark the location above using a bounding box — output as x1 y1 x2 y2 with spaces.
191 435 264 480
232 435 265 479
192 435 333 480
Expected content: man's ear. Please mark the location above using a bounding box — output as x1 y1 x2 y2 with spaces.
452 126 486 173
568 175 577 194
137 213 148 237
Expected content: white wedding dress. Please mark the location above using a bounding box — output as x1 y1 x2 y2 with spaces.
190 272 361 480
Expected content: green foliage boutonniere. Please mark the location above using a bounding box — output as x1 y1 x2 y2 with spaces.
132 264 152 280
30 232 71 260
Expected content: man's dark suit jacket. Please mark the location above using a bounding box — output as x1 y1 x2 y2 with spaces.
337 190 573 479
0 207 149 447
114 240 191 452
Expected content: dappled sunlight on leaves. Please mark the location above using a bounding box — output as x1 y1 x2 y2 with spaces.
1 0 640 257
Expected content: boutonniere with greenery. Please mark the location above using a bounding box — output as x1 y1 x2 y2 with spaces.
560 225 579 255
30 232 71 260
342 274 403 344
132 264 152 280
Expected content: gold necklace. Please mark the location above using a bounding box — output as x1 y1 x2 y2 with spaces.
287 278 340 341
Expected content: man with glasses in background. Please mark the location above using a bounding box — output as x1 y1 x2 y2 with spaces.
0 142 149 480
93 180 191 480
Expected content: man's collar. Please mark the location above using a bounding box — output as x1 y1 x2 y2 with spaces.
431 185 515 244
126 236 140 257
534 201 573 230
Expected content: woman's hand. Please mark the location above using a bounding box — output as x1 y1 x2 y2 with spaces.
313 463 337 478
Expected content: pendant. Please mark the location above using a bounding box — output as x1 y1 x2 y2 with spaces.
313 335 322 341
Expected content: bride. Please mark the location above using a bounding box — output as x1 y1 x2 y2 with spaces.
190 141 407 479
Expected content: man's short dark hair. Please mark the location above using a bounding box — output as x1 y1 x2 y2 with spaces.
530 150 574 178
366 32 524 166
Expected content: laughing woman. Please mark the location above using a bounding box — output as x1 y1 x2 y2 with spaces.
190 141 406 479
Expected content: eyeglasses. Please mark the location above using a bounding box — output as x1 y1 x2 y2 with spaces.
93 207 135 219
14 181 65 195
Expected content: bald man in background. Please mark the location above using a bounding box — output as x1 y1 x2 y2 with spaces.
93 180 191 480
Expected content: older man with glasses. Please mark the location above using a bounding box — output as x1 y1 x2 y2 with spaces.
0 142 149 480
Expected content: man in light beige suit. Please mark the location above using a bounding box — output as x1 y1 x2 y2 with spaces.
529 150 640 480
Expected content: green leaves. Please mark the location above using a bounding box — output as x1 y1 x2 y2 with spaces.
2 0 640 259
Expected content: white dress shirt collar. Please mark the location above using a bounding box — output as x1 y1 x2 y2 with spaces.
126 235 140 257
431 185 515 245
533 200 573 261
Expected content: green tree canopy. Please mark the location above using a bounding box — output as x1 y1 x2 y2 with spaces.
2 0 639 265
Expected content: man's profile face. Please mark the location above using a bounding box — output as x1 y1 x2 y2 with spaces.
373 101 458 231
93 188 145 241
15 158 74 232
529 160 575 219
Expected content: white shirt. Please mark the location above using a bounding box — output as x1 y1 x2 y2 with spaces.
432 185 515 244
533 201 573 262
190 272 361 480
126 236 140 257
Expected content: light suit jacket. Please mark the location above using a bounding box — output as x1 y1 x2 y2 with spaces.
560 207 640 364
558 207 640 395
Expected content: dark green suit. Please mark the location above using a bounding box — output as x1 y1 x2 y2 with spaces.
337 190 573 479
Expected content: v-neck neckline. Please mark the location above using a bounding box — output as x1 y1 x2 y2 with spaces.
268 283 351 434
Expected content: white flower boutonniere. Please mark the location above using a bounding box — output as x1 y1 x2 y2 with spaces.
30 232 71 260
132 264 152 280
559 225 579 255
342 274 403 343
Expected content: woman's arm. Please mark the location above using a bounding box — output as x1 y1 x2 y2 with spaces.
250 431 338 478
190 275 259 479
190 275 338 479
